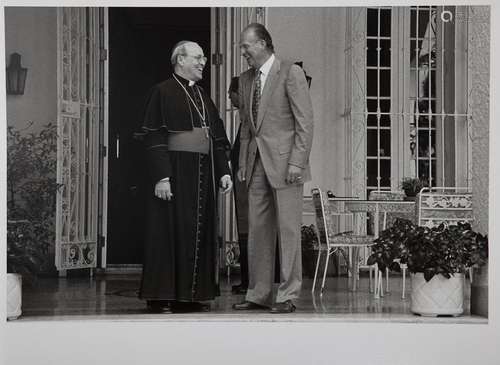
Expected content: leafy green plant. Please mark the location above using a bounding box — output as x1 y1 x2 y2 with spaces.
301 224 319 278
301 224 318 251
7 123 60 280
400 177 426 197
367 218 488 282
7 220 46 284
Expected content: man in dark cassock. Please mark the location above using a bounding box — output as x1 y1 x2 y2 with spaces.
137 41 232 313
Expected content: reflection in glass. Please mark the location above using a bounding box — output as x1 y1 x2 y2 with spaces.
410 6 437 186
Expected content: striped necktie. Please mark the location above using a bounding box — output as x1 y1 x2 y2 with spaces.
252 70 261 125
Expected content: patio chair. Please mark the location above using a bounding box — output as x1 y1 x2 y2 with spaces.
417 187 473 228
417 186 474 281
311 187 375 295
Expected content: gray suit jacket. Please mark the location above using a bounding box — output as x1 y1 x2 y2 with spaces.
238 57 314 189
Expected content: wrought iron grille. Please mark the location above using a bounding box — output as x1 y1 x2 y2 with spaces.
56 8 101 270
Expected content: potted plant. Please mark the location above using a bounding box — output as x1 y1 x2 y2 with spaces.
7 220 47 319
367 218 488 316
6 123 59 320
400 177 426 200
301 224 318 278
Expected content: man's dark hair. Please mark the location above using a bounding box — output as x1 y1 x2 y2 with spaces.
245 23 274 53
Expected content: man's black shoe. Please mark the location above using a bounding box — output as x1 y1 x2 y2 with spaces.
232 301 268 310
231 284 248 295
269 300 296 314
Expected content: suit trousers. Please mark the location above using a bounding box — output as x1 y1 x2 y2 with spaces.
245 156 303 306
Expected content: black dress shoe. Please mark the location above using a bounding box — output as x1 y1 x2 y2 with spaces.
231 284 248 295
232 301 268 310
269 300 296 314
146 300 172 314
173 301 211 313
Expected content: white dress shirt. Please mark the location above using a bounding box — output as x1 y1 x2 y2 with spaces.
257 53 275 93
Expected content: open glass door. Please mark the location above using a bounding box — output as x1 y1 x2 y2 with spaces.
55 7 104 270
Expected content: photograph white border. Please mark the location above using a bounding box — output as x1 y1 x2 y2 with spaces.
1 0 498 364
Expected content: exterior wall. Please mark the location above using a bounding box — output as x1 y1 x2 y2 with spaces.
268 7 490 237
468 6 490 235
5 7 57 132
267 8 348 197
5 7 58 273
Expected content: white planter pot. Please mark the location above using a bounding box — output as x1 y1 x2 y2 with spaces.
410 272 464 317
7 273 22 320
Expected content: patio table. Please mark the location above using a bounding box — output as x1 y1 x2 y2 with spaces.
339 199 416 238
303 197 416 238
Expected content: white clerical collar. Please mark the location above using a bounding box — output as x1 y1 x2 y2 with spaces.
259 53 275 78
174 72 196 87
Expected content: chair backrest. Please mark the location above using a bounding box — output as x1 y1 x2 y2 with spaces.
417 187 473 228
311 188 330 247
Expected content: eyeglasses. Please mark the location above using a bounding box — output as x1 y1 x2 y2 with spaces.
184 54 207 63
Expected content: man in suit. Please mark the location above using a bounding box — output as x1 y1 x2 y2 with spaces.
232 23 314 313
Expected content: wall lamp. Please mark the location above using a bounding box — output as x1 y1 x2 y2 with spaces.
6 53 28 95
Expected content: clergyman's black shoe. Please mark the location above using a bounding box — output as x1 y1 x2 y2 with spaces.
269 300 296 314
232 301 268 310
146 300 172 314
173 301 211 313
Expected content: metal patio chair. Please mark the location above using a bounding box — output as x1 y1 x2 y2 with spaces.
311 187 375 295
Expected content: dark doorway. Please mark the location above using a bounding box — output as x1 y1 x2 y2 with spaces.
107 7 212 265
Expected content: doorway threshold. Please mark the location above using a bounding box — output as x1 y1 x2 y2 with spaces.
103 264 143 274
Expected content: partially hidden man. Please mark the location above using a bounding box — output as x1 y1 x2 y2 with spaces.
233 24 314 313
137 41 232 313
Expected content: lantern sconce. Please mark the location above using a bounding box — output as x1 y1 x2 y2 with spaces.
6 53 28 95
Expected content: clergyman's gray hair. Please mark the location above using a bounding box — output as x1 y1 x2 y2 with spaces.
171 40 193 66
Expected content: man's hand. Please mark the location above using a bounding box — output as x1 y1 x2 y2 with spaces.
237 168 246 182
155 180 173 201
220 175 233 193
286 164 303 184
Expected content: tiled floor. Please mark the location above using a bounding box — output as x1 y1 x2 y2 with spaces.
15 272 487 323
